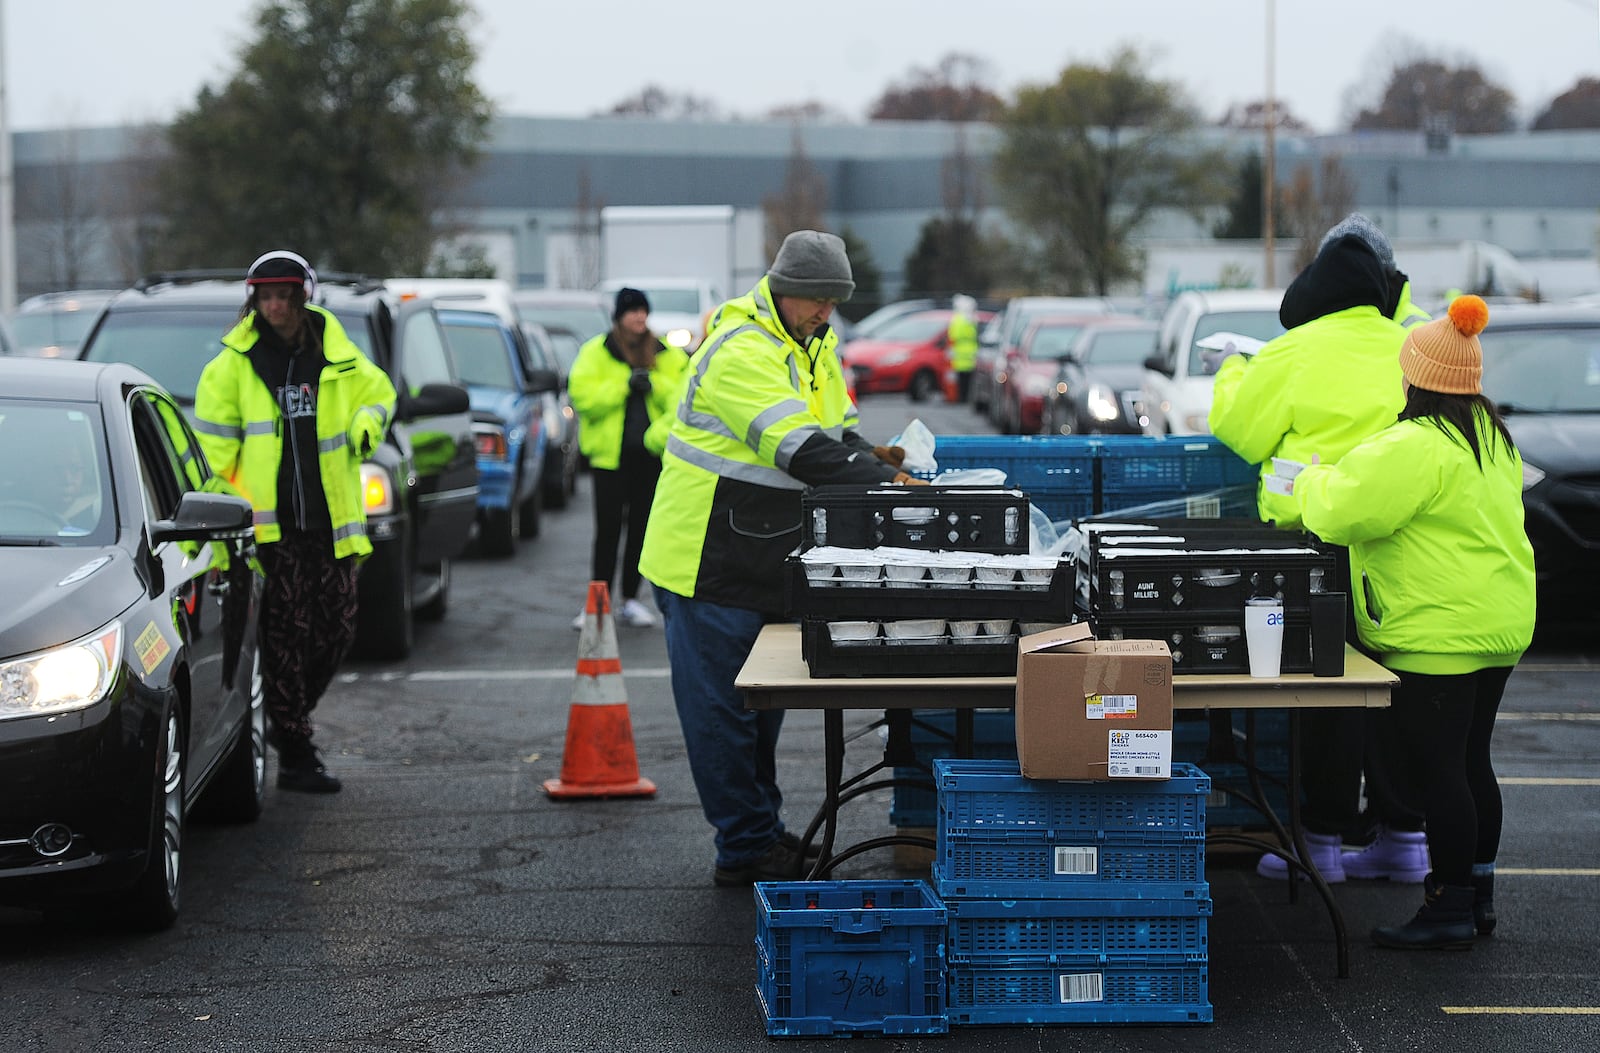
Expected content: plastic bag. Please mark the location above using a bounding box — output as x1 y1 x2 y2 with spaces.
929 467 1007 487
888 419 938 473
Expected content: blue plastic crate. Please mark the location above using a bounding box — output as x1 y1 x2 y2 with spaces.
948 959 1212 1026
755 880 948 1038
930 435 1099 494
945 896 1211 966
933 759 1209 901
1093 435 1258 494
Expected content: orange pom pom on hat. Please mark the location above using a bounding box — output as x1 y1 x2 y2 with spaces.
1398 294 1489 395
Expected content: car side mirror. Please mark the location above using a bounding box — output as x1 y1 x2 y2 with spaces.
399 382 471 420
1143 354 1171 377
525 368 560 395
150 491 255 544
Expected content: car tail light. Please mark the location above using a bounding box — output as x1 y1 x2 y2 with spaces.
359 462 394 515
473 424 508 461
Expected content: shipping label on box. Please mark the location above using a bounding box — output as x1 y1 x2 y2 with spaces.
1014 624 1174 781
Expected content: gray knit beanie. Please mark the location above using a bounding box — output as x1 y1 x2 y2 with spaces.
766 230 855 302
1319 213 1394 270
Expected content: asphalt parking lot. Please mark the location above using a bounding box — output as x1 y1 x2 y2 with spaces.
2 393 1596 1052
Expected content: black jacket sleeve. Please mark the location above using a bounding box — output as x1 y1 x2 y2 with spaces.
786 432 902 487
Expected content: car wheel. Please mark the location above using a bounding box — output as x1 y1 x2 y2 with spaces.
197 648 266 823
482 505 518 558
518 486 543 540
907 370 937 403
353 534 414 660
125 709 184 931
415 559 450 622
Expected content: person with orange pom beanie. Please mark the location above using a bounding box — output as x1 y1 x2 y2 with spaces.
1288 295 1537 950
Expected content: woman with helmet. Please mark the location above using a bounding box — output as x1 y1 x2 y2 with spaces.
193 250 397 794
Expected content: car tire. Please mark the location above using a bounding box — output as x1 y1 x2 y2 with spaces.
124 709 184 931
415 560 450 622
482 505 518 558
353 533 414 660
518 486 543 540
908 370 938 403
197 649 266 823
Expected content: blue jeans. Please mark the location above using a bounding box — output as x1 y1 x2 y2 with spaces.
655 588 786 869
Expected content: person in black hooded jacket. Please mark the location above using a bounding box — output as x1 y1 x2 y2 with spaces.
1209 213 1432 885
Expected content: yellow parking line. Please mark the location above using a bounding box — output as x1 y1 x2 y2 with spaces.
1500 777 1600 786
1496 712 1600 721
1494 868 1600 876
1442 1007 1600 1015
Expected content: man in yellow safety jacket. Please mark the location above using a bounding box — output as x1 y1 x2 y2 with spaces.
947 294 979 402
638 230 919 886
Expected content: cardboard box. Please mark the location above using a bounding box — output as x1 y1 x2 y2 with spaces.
1014 624 1174 781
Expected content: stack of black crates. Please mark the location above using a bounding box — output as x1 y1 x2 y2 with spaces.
787 485 1074 678
1079 519 1339 675
932 758 1214 1025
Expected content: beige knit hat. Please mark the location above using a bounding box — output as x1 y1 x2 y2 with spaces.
1398 295 1489 395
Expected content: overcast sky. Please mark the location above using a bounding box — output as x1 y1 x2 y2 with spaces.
4 0 1598 134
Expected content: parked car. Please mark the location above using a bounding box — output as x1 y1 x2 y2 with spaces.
1039 319 1160 436
597 277 721 351
9 290 119 358
1141 288 1285 435
0 357 263 929
510 289 610 369
976 296 1119 421
841 308 992 402
849 298 940 339
1475 305 1600 621
77 272 477 660
995 312 1117 434
522 322 581 508
437 304 562 555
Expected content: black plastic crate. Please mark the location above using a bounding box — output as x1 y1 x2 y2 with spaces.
802 484 1030 552
1088 548 1336 616
785 556 1074 622
800 618 1050 679
1093 610 1313 675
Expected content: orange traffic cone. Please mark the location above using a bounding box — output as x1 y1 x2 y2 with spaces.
543 581 657 799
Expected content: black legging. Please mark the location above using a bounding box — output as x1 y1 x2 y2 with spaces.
589 449 661 601
1387 666 1513 886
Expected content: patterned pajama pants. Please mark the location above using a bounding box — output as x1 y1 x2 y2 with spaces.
257 531 360 746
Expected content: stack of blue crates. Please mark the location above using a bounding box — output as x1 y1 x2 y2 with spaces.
932 758 1213 1026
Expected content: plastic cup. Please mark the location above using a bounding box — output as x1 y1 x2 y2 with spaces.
1243 598 1285 678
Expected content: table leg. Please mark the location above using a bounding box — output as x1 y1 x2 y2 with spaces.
1284 709 1351 978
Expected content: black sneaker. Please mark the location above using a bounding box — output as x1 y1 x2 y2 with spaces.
777 830 823 860
712 840 803 887
277 746 342 794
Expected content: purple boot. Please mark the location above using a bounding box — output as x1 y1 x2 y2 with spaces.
1256 832 1347 882
1342 826 1431 883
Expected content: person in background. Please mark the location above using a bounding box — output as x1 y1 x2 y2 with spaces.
639 230 923 887
1209 213 1431 885
1290 296 1535 948
947 295 979 403
567 288 689 629
193 250 396 794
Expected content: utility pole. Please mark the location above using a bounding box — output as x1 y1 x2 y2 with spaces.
1262 0 1276 289
0 0 17 314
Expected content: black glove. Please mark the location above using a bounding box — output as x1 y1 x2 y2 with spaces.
628 369 652 395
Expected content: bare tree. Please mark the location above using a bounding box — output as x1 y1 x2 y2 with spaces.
1280 157 1356 273
17 126 106 291
556 166 603 290
1533 77 1600 130
762 130 829 260
603 85 722 121
870 53 1005 122
1218 99 1311 134
763 100 850 124
1342 41 1515 134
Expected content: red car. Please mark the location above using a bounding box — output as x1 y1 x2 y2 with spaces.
995 313 1115 434
840 309 991 402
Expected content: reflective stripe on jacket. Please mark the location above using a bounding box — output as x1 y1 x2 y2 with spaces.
639 277 873 613
192 305 396 560
567 333 689 470
1208 305 1408 530
1294 409 1535 673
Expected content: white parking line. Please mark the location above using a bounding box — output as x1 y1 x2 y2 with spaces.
340 667 672 683
1500 777 1600 786
1496 712 1600 721
1441 1007 1600 1015
1495 867 1600 876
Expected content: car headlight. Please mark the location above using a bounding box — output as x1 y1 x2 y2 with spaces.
0 622 122 721
1021 373 1052 397
1086 384 1120 422
1522 461 1546 491
880 350 910 367
666 328 693 349
360 461 395 515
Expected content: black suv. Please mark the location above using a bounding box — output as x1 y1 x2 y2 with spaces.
77 272 478 660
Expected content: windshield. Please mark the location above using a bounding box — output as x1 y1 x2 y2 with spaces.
442 321 518 389
13 309 102 356
516 304 609 343
1190 310 1286 376
872 313 949 343
80 306 234 403
1480 324 1600 412
0 401 113 545
631 288 701 315
1024 325 1085 361
1084 329 1158 365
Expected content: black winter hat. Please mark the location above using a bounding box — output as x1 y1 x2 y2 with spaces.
613 287 650 320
